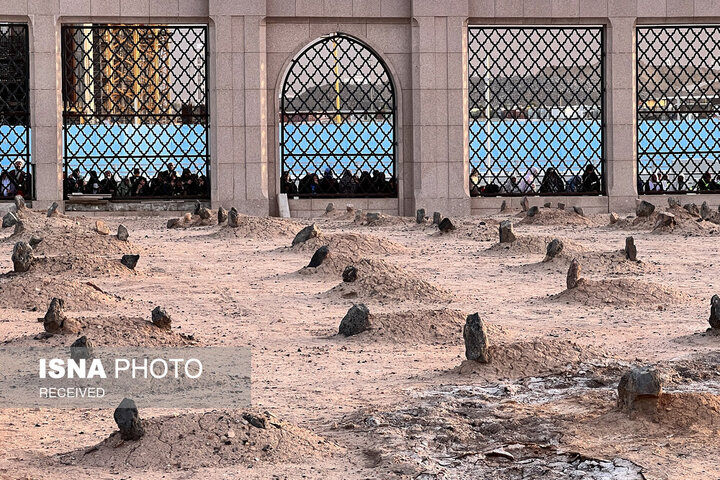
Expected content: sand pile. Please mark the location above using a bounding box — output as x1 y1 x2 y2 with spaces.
550 278 691 308
518 208 597 226
325 258 453 303
529 249 659 277
210 214 304 240
59 410 338 469
486 235 588 257
456 339 604 379
167 212 215 229
354 213 409 227
11 314 195 347
346 308 466 344
0 276 117 311
654 392 720 427
31 254 138 277
612 206 718 235
8 208 138 257
298 250 354 276
291 232 407 257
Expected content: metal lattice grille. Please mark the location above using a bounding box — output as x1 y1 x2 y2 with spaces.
637 26 720 194
468 27 605 197
0 24 31 199
61 24 209 199
280 33 396 198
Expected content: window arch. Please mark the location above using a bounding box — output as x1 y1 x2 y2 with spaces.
279 33 397 198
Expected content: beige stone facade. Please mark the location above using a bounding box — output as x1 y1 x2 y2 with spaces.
7 0 720 216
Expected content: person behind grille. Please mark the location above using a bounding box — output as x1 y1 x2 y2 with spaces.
84 170 101 194
0 171 16 198
696 171 720 192
99 170 117 195
65 168 84 194
673 174 687 192
10 159 31 198
518 167 539 193
580 164 601 193
502 175 521 194
116 177 132 198
131 168 146 193
281 171 298 195
319 168 339 194
646 173 662 192
298 173 319 195
338 169 356 195
539 167 565 193
358 171 373 193
372 170 389 193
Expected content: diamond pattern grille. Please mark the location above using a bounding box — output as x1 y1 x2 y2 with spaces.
468 27 605 197
280 34 396 198
0 24 31 199
637 26 720 194
61 25 209 199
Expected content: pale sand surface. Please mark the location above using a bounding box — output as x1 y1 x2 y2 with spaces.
1 205 720 479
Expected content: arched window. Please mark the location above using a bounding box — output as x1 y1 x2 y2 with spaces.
280 33 396 198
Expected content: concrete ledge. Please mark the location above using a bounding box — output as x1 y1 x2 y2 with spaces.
471 195 610 215
639 194 720 210
65 199 210 215
288 197 400 218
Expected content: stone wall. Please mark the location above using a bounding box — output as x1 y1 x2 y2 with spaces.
9 0 720 216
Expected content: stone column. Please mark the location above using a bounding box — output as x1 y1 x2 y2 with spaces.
411 1 471 217
30 8 63 210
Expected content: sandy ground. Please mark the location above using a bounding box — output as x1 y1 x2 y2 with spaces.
1 203 720 479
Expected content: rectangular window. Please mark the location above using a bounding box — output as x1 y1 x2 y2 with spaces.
468 26 604 197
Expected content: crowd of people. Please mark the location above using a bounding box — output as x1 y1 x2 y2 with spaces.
470 164 602 196
638 171 720 193
0 159 32 198
281 168 397 196
64 163 209 198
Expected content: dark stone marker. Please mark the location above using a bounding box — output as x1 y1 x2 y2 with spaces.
463 313 489 363
625 236 637 261
617 367 662 415
114 398 144 440
12 241 33 272
217 207 228 224
416 208 425 224
342 265 358 283
117 224 129 241
47 202 59 217
544 239 564 262
151 306 172 330
567 259 581 289
499 220 516 244
339 304 370 337
44 298 67 333
121 254 140 270
573 206 584 216
526 206 540 217
292 224 319 246
438 218 456 233
70 335 95 361
636 200 655 218
433 212 442 225
308 246 329 268
228 207 239 228
709 295 720 330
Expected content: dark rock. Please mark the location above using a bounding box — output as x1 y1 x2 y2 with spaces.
12 241 33 272
654 211 676 230
217 207 228 224
432 212 441 225
44 298 67 333
325 202 335 213
668 197 681 209
636 200 655 217
198 207 211 220
573 206 584 216
117 224 129 241
70 335 95 361
2 211 18 228
14 195 25 210
438 217 455 233
114 398 144 440
500 200 507 212
346 204 354 212
307 245 329 268
292 224 319 246
463 313 490 363
543 202 551 208
709 294 720 330
526 206 540 217
499 220 516 243
47 202 59 217
151 306 172 330
228 207 239 228
701 201 711 220
167 218 180 228
366 212 380 222
242 413 266 429
567 259 581 289
416 208 425 224
557 203 565 210
617 367 663 415
95 220 110 235
29 235 43 248
13 220 24 234
609 212 619 224
342 265 357 283
625 236 637 261
339 304 370 337
543 239 564 262
520 196 529 212
684 203 700 217
121 254 140 270
193 200 201 215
